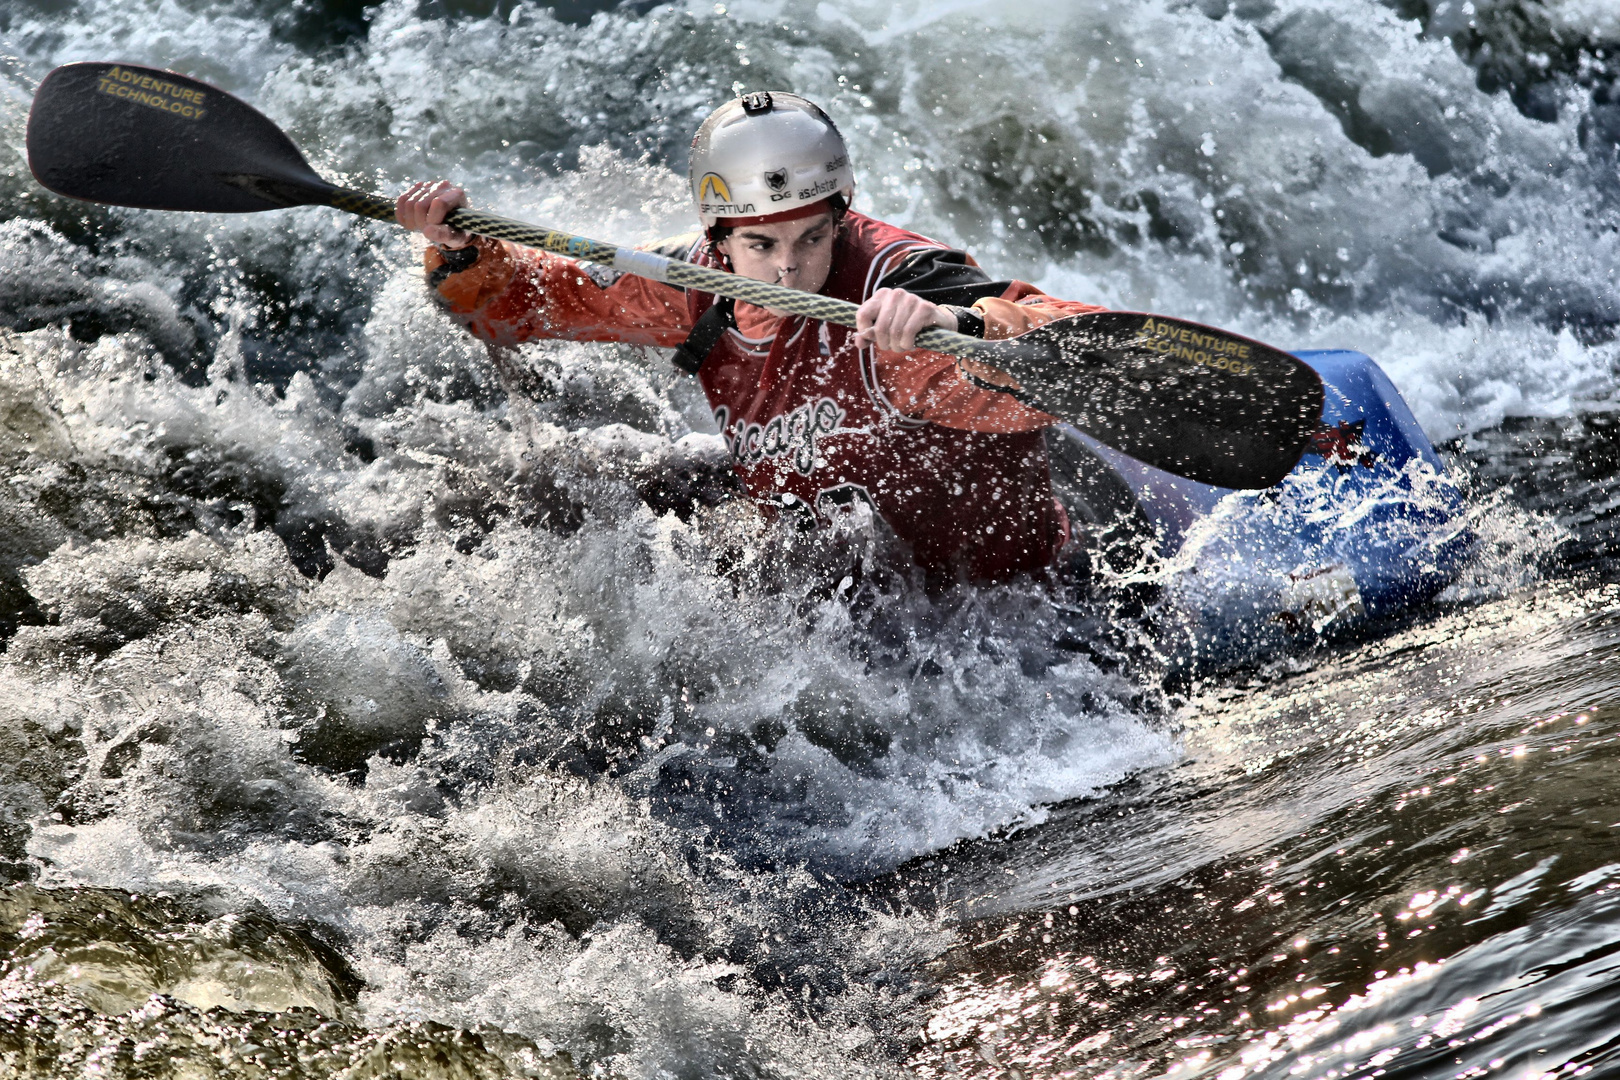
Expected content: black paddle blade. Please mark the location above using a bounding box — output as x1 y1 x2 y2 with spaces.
27 62 336 213
972 311 1325 489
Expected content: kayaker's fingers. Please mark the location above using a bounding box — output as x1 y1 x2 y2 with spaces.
424 184 472 248
868 294 898 349
856 288 952 351
396 180 446 230
896 304 941 351
425 185 466 222
397 181 472 249
854 290 880 343
394 183 420 231
885 305 917 351
855 288 905 349
427 207 472 249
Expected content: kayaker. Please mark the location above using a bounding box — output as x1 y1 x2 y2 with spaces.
397 91 1108 583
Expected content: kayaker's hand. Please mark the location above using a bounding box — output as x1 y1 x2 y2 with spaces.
854 288 958 352
397 180 473 250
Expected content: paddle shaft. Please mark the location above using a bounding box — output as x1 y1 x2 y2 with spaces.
328 188 983 357
24 60 1325 487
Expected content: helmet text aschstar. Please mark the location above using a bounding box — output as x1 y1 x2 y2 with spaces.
688 91 855 229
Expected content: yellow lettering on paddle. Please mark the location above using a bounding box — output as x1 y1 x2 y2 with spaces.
1133 315 1257 377
99 66 207 121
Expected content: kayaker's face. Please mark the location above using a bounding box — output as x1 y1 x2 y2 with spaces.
716 212 837 309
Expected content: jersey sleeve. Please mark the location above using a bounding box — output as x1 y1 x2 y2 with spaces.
973 280 1109 339
871 254 1108 434
424 235 696 348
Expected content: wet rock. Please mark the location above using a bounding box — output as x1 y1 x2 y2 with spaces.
0 884 360 1017
0 885 581 1078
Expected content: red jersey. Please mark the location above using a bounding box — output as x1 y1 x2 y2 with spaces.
424 212 1107 581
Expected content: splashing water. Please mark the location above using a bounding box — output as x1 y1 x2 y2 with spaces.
1 0 1618 1076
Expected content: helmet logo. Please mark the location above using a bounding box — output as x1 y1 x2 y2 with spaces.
697 173 732 203
764 168 788 192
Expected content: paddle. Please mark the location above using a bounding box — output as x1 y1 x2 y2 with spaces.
26 61 1324 489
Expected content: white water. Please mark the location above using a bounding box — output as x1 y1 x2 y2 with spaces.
1 0 1617 1075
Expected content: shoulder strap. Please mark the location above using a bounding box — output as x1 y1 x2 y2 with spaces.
672 296 736 375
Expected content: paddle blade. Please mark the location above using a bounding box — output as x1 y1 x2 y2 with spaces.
972 312 1325 489
27 62 336 213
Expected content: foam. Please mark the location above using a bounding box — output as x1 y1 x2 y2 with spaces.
0 313 1172 1073
2 0 1616 1073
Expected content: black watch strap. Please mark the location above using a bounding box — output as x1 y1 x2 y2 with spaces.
943 304 985 338
436 243 480 273
427 242 480 290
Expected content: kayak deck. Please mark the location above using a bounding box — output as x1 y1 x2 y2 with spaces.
1053 349 1472 671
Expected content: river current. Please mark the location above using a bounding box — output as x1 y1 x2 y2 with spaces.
1 0 1619 1077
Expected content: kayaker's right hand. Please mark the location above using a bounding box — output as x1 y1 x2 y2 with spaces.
397 181 473 249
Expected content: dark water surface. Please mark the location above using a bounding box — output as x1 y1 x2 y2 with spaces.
903 579 1620 1078
1 0 1619 1077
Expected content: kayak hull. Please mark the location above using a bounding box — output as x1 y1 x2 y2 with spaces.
1055 350 1471 671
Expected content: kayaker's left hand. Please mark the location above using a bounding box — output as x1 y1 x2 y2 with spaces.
397 180 473 250
855 288 957 351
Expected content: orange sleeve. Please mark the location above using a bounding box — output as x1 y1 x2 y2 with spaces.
875 281 1108 433
425 237 694 348
973 280 1108 340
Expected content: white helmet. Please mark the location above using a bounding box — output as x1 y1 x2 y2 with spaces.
688 91 855 229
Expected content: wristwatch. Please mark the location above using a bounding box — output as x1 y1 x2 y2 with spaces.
436 243 480 273
942 304 985 338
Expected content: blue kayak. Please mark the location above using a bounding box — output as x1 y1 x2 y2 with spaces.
1053 350 1473 671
